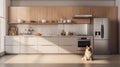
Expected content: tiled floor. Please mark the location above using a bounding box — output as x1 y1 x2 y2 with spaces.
0 54 120 67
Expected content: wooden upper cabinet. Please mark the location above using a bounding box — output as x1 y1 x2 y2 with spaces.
17 7 31 22
72 7 91 15
8 7 31 23
47 7 60 21
36 7 48 21
72 7 91 24
8 7 92 24
91 7 110 18
8 6 116 24
8 7 17 23
106 7 118 21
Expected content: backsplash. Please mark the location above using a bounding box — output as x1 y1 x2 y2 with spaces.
17 24 88 36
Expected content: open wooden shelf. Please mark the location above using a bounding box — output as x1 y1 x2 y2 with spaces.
8 22 75 25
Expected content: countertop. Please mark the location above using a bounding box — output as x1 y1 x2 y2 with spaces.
6 35 93 38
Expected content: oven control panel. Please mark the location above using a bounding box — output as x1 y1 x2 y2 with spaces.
78 37 91 40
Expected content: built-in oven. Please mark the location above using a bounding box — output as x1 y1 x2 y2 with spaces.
77 37 93 54
78 37 91 47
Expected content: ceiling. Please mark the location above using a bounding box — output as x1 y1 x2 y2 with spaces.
12 0 115 1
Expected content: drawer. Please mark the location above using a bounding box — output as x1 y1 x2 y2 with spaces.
5 46 20 53
5 36 20 46
38 46 59 53
20 46 38 53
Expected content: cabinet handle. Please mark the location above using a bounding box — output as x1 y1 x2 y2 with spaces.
101 24 104 38
63 45 72 46
41 45 53 46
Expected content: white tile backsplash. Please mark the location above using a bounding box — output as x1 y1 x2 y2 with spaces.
17 24 88 35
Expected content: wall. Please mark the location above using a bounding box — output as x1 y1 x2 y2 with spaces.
11 0 115 6
115 0 120 54
0 0 4 53
0 0 10 54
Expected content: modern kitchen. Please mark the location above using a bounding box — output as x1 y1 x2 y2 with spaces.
0 0 120 67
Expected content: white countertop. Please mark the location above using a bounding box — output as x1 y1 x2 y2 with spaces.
6 35 93 38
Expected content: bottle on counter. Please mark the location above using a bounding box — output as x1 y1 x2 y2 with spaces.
61 30 66 36
66 32 69 36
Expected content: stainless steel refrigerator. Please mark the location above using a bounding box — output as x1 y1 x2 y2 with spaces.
93 18 110 55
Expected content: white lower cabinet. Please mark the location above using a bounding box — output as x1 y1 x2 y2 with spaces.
5 46 20 53
58 37 78 53
5 36 20 46
21 37 37 46
5 36 78 54
20 46 38 53
37 37 58 46
38 46 59 53
58 37 77 45
5 36 20 54
20 36 38 53
37 37 59 53
59 46 78 53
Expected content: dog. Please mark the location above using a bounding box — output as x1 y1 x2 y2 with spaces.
82 46 93 61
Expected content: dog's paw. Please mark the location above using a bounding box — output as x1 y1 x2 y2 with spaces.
81 58 84 60
82 57 87 61
89 58 93 61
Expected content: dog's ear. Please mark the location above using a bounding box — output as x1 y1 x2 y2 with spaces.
89 46 92 48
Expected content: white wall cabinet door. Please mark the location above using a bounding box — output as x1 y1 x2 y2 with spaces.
5 36 20 46
20 46 38 53
5 46 20 53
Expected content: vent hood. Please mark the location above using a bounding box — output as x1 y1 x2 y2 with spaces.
73 15 93 19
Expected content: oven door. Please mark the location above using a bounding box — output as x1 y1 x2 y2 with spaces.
78 40 90 47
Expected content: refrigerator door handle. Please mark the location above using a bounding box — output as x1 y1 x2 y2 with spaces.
101 24 104 38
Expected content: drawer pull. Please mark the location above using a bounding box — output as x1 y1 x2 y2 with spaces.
41 45 53 46
63 45 72 46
